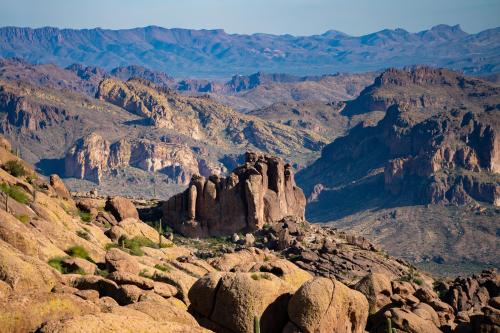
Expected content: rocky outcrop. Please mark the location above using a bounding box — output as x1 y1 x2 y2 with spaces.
49 174 72 200
97 78 203 138
163 152 306 237
382 106 500 205
0 80 72 132
65 132 110 183
65 132 224 184
105 197 139 222
443 269 499 314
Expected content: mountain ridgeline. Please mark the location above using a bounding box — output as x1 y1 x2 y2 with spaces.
0 24 499 77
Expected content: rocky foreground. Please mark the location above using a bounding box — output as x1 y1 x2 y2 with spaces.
0 136 498 333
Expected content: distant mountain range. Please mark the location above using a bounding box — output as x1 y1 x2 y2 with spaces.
0 24 499 77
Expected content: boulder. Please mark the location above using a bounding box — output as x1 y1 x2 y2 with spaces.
49 174 72 200
107 271 154 290
105 248 140 274
61 257 97 275
0 240 59 293
38 305 212 333
62 274 120 300
287 277 368 333
105 196 139 221
0 292 99 333
388 308 442 333
107 218 168 245
354 273 393 314
189 272 295 333
153 281 178 298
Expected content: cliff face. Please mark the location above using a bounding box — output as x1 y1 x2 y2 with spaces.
163 152 306 237
381 106 500 205
300 67 500 208
296 68 500 268
0 80 72 132
65 132 224 184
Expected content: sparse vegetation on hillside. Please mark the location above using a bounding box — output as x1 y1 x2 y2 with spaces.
65 245 93 262
0 183 29 204
2 160 27 177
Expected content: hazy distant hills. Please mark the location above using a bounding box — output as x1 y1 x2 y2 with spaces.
0 24 499 77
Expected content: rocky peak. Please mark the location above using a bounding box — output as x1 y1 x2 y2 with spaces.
163 152 306 237
96 78 203 139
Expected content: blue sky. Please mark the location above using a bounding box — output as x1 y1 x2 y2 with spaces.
1 0 499 36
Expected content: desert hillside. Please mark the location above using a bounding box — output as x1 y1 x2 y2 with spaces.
0 135 498 333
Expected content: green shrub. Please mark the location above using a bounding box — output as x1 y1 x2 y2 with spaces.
0 183 29 204
105 243 119 250
96 268 109 277
65 245 93 262
48 256 86 275
15 214 30 224
78 210 92 223
121 236 156 256
2 160 27 177
76 230 91 241
48 256 66 273
139 269 153 279
251 273 272 281
154 263 171 273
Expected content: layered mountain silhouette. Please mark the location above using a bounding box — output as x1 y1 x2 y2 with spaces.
0 24 499 77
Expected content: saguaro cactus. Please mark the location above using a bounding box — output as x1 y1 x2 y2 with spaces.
254 315 260 333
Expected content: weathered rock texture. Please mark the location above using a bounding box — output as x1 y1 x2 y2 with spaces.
163 152 306 237
65 132 223 184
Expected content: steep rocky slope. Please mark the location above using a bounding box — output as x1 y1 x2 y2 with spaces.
0 25 498 77
297 67 500 271
0 73 327 198
1 135 498 333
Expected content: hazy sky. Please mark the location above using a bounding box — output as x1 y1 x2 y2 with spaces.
1 0 499 36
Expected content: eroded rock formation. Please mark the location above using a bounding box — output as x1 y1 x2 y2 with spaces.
163 152 306 237
65 132 224 184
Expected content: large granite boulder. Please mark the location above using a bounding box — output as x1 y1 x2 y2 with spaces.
189 271 295 333
286 277 369 333
163 152 306 237
105 196 139 221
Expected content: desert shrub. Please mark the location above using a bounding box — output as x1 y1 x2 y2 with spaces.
154 263 171 273
139 269 153 279
251 273 272 281
76 230 91 241
398 268 424 286
105 243 119 250
2 160 27 177
65 245 93 262
48 256 66 273
15 214 30 224
121 236 156 256
96 268 109 277
0 183 29 204
78 209 92 223
48 256 86 275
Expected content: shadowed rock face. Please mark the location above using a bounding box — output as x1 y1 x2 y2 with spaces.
162 152 306 237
